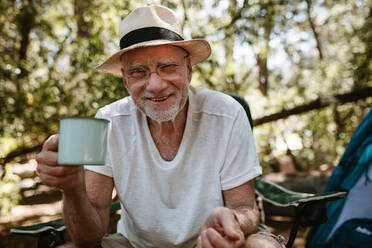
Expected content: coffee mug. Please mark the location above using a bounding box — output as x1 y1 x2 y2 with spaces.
58 117 109 165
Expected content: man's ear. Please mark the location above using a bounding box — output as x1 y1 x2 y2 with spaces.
186 57 192 83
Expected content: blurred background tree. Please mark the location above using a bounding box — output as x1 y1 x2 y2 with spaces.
0 0 371 212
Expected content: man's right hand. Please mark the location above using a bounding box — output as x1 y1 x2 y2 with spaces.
36 134 85 193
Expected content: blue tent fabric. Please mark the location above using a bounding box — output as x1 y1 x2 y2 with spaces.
306 108 372 248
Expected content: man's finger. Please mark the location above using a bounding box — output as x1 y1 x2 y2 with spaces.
206 228 233 248
196 236 202 248
215 226 225 236
201 229 215 248
221 211 243 241
39 163 81 177
42 134 59 151
38 172 62 188
36 150 58 166
38 168 82 190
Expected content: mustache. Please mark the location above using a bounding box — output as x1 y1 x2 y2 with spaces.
140 91 174 99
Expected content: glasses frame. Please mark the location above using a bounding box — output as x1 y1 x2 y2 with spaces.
124 55 190 83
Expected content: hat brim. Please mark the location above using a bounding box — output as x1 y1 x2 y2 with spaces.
96 39 211 76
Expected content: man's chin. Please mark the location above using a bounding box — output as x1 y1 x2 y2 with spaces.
144 106 181 122
147 112 178 123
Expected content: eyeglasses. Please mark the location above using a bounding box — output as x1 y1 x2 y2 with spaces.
125 56 188 82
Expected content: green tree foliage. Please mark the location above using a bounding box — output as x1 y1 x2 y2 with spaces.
0 165 20 215
174 0 372 172
1 0 371 181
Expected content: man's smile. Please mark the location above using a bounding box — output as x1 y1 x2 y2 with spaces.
148 96 169 102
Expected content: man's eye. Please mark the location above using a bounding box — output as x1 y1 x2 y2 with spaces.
129 68 147 78
159 64 178 73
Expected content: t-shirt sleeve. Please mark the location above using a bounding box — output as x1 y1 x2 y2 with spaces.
84 109 113 177
220 107 262 190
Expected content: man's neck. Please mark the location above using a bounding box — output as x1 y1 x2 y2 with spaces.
147 101 188 161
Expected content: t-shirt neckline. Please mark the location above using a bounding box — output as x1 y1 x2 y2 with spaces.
142 88 194 167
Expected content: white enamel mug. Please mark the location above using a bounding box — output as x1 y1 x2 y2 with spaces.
58 117 109 165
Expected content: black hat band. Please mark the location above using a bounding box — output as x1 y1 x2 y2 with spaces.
120 27 184 50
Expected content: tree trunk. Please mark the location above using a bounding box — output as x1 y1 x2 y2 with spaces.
74 0 91 38
257 20 273 96
306 0 323 60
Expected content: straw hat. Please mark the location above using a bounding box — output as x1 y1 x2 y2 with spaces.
97 5 211 76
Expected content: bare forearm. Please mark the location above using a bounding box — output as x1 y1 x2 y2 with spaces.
63 191 107 247
232 206 260 235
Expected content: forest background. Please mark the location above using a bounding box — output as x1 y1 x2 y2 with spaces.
0 0 371 230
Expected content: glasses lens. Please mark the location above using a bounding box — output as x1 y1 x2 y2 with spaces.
158 64 179 79
128 68 147 80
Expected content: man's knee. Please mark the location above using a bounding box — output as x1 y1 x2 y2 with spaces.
245 233 283 248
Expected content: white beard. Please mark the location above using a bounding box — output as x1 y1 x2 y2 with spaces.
132 83 189 123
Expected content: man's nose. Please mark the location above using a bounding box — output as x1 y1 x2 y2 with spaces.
146 71 168 93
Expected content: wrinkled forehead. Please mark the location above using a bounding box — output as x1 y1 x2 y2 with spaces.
120 45 188 66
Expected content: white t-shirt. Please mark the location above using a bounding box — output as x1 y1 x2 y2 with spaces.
85 86 262 248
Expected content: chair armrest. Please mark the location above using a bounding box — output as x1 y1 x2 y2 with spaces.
255 178 347 207
10 218 65 235
10 201 121 236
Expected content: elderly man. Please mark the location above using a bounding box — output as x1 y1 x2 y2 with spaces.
36 5 282 248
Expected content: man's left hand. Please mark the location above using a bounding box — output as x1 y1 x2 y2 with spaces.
196 207 245 248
